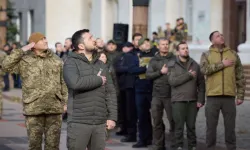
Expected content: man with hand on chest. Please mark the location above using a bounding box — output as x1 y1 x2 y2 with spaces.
168 42 205 150
63 29 117 150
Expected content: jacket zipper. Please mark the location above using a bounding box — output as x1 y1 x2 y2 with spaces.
220 51 224 95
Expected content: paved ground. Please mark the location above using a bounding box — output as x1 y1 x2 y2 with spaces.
0 89 249 150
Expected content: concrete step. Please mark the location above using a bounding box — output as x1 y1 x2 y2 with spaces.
243 65 250 69
244 97 250 101
245 76 250 80
245 87 250 91
244 92 250 98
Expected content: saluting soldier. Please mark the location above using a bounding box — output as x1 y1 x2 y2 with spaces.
2 32 68 150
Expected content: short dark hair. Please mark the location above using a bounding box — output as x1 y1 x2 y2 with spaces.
209 31 219 42
98 51 107 56
71 29 89 50
176 41 187 51
3 44 10 48
132 33 142 40
55 42 61 48
152 32 158 36
179 17 184 21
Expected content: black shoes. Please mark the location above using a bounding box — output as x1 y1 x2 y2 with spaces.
132 142 147 148
116 130 127 136
120 136 136 142
132 140 152 148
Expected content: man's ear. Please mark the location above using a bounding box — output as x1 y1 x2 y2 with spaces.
78 43 85 50
176 50 179 56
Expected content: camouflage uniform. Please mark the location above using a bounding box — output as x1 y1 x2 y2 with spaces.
200 46 245 150
2 49 68 150
0 50 7 119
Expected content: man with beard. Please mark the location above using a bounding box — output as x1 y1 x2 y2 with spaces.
96 38 105 52
168 42 205 150
200 31 245 150
63 29 117 150
2 32 68 150
146 38 176 150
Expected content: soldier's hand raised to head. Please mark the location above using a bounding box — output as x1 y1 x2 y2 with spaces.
21 42 35 52
222 58 234 67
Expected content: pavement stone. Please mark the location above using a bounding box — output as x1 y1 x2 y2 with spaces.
1 89 249 150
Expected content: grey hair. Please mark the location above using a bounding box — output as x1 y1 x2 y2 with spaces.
157 38 169 44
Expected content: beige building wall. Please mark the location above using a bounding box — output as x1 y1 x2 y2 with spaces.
165 0 184 27
210 0 223 33
45 0 91 47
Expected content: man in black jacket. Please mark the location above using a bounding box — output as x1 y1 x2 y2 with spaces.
63 29 117 150
115 42 139 142
168 42 205 150
146 38 176 150
131 37 157 148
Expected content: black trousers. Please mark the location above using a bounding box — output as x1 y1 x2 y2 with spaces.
118 88 137 138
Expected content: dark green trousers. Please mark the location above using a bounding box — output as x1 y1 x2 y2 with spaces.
205 96 236 150
67 123 106 150
151 97 175 150
172 101 198 149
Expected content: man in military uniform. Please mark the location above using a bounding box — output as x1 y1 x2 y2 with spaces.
2 32 68 150
200 31 245 150
174 18 188 45
0 49 6 119
179 18 188 41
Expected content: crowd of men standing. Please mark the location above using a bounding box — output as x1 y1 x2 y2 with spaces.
0 17 246 150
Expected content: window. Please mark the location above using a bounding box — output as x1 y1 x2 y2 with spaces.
186 0 193 36
16 12 22 42
27 10 34 38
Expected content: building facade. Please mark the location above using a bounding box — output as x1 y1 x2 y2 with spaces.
9 0 250 64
